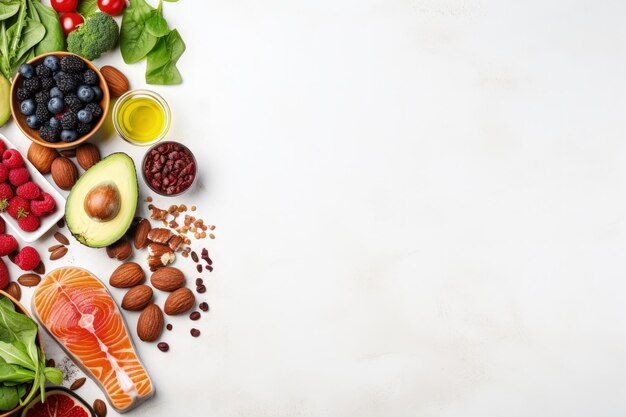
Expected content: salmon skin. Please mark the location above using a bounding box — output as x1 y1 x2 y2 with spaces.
32 267 154 413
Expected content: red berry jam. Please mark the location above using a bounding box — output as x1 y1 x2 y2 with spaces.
143 141 196 196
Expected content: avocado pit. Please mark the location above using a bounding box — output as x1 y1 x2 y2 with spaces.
84 182 121 222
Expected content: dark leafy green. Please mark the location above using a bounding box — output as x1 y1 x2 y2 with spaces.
0 0 19 21
0 297 63 410
120 0 185 84
77 0 98 18
30 0 64 55
146 29 184 84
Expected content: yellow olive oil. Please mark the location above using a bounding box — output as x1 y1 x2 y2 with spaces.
116 96 165 143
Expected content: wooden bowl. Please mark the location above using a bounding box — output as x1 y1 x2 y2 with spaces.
10 52 110 149
0 290 44 417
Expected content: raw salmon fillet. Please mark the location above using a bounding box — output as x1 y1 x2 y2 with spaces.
32 267 154 413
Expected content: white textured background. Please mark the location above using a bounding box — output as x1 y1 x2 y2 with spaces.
3 0 626 415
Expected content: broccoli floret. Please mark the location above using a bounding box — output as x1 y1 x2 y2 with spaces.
67 13 119 61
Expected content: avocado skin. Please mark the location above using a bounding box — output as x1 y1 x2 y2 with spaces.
66 152 139 248
0 75 10 127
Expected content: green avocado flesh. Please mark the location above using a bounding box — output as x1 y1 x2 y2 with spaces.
0 74 10 127
66 153 138 248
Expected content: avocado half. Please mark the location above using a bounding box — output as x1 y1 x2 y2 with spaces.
66 152 138 248
0 74 10 127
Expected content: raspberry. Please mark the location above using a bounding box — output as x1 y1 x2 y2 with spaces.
7 196 29 219
0 234 18 256
0 141 6 156
30 192 56 216
0 164 7 183
0 259 8 290
14 246 40 270
17 213 40 233
16 182 41 200
2 149 24 169
0 183 11 201
0 217 5 234
9 167 30 187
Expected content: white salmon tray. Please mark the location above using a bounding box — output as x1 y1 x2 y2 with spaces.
0 133 65 242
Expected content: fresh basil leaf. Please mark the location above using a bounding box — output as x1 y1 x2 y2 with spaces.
77 0 98 17
120 0 157 64
145 12 168 37
146 29 185 85
0 0 20 20
31 0 64 55
0 385 18 411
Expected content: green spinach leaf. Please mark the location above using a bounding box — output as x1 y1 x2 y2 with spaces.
31 0 64 55
120 0 157 64
0 385 18 411
0 341 34 370
7 17 45 66
0 0 20 20
146 28 184 84
0 298 37 347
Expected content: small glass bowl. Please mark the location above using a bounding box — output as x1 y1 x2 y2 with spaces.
112 89 171 146
142 141 198 197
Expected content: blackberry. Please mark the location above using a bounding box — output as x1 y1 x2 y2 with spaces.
41 77 55 90
82 69 98 86
16 88 31 101
85 102 103 119
64 94 83 112
39 124 60 143
22 77 41 93
35 64 51 78
60 55 85 73
60 112 78 130
35 104 50 123
56 74 78 93
76 122 91 135
72 73 84 84
34 90 50 106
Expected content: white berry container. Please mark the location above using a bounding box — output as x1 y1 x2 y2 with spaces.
0 133 65 242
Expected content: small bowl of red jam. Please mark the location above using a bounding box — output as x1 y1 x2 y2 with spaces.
142 141 197 196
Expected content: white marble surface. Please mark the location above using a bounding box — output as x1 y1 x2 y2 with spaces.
2 0 626 415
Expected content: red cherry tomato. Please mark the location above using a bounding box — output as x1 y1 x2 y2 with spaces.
97 0 126 16
60 12 84 36
50 0 78 13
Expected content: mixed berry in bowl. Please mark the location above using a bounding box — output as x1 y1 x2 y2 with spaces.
142 141 197 196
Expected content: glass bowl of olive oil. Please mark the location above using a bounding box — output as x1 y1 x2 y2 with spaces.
112 89 171 146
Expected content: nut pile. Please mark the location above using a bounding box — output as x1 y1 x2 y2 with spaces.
28 141 101 191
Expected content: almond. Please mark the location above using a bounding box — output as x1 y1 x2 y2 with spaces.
33 262 45 275
49 246 68 260
150 267 184 291
109 262 145 288
121 285 153 311
164 287 195 315
93 399 107 417
51 157 78 191
54 232 69 245
100 65 129 98
6 282 20 301
70 377 86 390
147 228 172 244
106 239 132 261
134 218 151 249
60 149 76 157
147 243 175 271
17 273 40 287
137 304 163 342
75 143 101 170
27 143 58 174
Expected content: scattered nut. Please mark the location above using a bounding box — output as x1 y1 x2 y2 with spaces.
150 267 185 291
17 274 40 287
6 282 20 300
134 218 151 250
75 143 101 170
106 238 132 261
137 304 163 342
54 232 69 245
51 157 78 191
164 288 195 315
121 285 153 311
93 399 107 417
147 228 173 244
147 243 175 271
100 65 129 97
109 262 145 288
70 377 86 390
27 143 58 174
49 246 68 260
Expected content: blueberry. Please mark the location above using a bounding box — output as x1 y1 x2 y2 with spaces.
77 85 94 103
50 87 63 99
19 64 34 78
76 109 93 124
53 70 65 81
26 115 40 129
43 56 60 71
47 97 64 114
20 99 36 116
49 117 60 129
91 86 102 102
60 130 78 142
